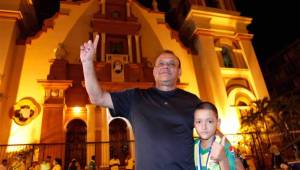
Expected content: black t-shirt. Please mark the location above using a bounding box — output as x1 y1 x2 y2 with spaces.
110 88 201 170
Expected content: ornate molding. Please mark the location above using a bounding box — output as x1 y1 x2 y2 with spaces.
38 80 73 104
38 80 73 89
91 18 141 35
235 33 253 40
0 10 23 20
12 97 41 126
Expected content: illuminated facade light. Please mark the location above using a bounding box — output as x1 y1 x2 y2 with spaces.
73 107 82 116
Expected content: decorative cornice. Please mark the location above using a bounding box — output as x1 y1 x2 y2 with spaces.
193 28 215 36
0 10 23 20
235 33 254 40
186 6 251 24
184 5 253 38
43 103 65 108
91 18 141 35
37 80 73 89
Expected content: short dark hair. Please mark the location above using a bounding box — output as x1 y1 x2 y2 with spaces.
157 50 181 68
194 101 218 118
55 158 62 165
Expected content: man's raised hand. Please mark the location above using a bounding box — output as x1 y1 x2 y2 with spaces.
80 34 99 63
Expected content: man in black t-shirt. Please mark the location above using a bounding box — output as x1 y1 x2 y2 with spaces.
80 35 202 170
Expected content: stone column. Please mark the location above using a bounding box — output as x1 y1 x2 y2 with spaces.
126 2 131 17
127 35 133 63
86 104 96 164
101 33 106 61
135 35 141 63
0 11 22 144
192 34 227 113
101 0 106 15
99 107 109 169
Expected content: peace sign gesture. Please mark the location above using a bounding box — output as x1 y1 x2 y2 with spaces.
80 34 99 63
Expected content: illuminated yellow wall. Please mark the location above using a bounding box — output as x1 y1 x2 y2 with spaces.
0 15 25 144
9 0 99 145
131 2 200 96
240 40 269 98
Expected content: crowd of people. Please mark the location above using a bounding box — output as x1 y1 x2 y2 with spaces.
0 154 134 170
0 155 62 170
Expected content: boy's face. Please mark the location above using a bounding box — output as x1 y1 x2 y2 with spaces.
194 109 220 140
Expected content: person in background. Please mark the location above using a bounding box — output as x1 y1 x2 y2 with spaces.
40 156 51 170
270 145 285 170
109 155 120 170
51 158 61 170
125 155 134 170
29 161 40 170
11 154 25 170
88 156 96 170
68 159 80 170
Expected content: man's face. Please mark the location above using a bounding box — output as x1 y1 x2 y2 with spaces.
153 53 181 86
194 109 220 140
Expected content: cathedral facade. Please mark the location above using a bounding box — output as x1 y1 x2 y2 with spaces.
0 0 269 169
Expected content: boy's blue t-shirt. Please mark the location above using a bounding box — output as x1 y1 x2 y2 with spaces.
194 136 236 170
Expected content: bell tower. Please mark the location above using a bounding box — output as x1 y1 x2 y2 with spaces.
92 0 145 82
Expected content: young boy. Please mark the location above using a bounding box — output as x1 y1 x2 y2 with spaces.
194 102 236 170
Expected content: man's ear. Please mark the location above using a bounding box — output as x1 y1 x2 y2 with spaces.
153 67 157 77
178 68 182 78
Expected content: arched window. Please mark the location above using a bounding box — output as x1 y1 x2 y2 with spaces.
221 46 233 68
65 119 87 169
214 37 247 68
109 118 129 166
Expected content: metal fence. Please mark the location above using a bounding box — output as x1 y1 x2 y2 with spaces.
0 141 134 170
1 132 299 170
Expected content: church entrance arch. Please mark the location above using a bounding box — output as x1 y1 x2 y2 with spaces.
109 118 129 166
65 119 87 170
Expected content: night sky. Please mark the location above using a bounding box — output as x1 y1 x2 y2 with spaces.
234 0 299 66
139 0 300 67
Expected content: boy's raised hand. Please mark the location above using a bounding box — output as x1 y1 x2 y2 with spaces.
210 136 227 162
80 34 99 63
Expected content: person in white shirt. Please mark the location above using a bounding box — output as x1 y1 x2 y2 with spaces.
125 155 134 170
40 156 51 170
109 155 120 170
51 158 62 170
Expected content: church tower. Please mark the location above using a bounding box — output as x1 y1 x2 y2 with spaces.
179 0 269 134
